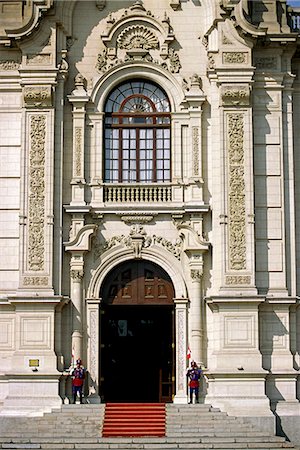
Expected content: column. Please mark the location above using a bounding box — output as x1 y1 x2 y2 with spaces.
70 267 84 362
190 268 204 366
174 298 189 404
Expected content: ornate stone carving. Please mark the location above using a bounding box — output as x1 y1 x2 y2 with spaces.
227 113 246 270
221 85 250 106
98 5 179 74
168 47 181 73
23 86 52 108
26 53 51 65
254 56 277 70
70 270 84 280
89 309 97 381
223 52 247 64
0 59 20 70
177 309 185 391
58 50 69 79
28 115 46 272
192 127 200 176
117 25 159 51
94 226 182 260
207 54 216 69
74 128 82 177
225 275 251 285
120 214 156 224
191 269 202 281
23 276 48 286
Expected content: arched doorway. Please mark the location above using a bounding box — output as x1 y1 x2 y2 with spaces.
99 260 175 403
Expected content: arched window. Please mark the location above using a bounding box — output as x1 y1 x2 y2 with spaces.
104 80 171 183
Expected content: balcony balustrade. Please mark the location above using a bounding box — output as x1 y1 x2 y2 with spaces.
103 184 173 203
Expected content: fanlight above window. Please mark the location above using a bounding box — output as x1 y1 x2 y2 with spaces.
104 80 171 183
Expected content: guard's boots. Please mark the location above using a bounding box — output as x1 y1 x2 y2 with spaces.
73 394 77 404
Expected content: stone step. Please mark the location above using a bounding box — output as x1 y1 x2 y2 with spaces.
0 403 298 450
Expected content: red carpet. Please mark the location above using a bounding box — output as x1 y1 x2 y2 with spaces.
102 403 166 437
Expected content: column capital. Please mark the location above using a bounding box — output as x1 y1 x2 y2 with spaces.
70 269 84 281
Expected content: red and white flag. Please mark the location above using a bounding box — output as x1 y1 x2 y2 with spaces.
187 346 191 359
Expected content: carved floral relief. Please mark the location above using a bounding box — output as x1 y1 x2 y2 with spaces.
28 115 46 272
227 113 246 271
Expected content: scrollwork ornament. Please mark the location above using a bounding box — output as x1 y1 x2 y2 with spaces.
223 52 247 64
70 270 84 280
28 115 46 272
191 269 202 281
168 48 181 73
0 60 20 70
24 86 52 107
227 113 246 270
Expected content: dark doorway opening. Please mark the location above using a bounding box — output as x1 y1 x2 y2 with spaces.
99 260 175 403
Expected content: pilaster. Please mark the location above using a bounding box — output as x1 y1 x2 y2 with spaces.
173 297 189 404
18 64 58 294
68 74 90 206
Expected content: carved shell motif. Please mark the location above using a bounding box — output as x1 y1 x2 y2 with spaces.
117 25 159 50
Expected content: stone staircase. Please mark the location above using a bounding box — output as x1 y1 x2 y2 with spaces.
0 403 298 449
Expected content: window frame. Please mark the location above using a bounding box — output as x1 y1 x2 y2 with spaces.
104 80 171 184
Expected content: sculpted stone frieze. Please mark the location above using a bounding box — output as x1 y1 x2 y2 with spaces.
28 115 46 272
97 4 180 74
74 128 83 177
192 127 200 176
23 86 52 108
94 225 182 260
227 113 246 271
221 85 250 106
225 275 251 285
26 53 52 66
0 59 20 70
223 52 247 64
23 276 48 286
117 25 159 51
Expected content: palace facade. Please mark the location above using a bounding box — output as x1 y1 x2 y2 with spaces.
1 0 300 442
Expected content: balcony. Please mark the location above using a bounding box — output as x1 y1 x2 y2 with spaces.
288 8 300 32
103 184 172 203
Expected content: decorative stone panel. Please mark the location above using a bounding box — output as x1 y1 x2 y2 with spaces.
27 115 46 272
221 85 250 106
227 113 246 271
23 86 52 108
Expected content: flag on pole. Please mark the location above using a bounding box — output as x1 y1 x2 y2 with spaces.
187 346 191 360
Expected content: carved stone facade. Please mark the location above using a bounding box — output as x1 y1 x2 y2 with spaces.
1 0 300 444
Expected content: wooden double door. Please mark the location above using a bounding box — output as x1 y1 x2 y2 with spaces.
100 261 175 403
